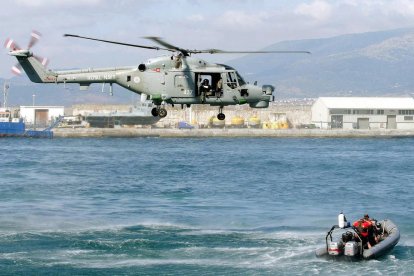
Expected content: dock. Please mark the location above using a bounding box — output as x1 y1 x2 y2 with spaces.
53 127 414 138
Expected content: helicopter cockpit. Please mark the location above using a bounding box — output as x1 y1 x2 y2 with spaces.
226 71 246 89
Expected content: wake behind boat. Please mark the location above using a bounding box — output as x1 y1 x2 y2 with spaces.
316 213 400 260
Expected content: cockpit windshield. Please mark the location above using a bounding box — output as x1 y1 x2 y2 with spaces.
225 71 246 89
236 71 246 86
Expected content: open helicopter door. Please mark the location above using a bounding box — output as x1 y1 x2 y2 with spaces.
195 73 223 98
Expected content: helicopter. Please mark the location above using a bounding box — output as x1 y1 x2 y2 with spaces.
5 31 310 120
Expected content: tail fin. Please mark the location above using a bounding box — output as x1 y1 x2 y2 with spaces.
9 50 56 83
14 54 56 83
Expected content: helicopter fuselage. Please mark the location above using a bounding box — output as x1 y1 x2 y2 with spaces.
52 56 272 107
6 32 309 120
12 53 274 119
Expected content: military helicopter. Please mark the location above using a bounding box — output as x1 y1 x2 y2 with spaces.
5 31 309 120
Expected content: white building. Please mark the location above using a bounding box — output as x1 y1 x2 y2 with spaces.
20 106 64 127
311 97 414 130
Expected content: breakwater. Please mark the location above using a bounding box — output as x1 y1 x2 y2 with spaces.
54 127 414 138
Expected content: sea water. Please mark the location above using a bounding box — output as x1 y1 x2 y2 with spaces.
0 137 413 275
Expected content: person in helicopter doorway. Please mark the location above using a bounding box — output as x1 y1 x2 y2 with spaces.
353 214 379 249
216 78 223 97
199 79 212 103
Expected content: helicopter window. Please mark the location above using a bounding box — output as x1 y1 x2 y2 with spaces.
127 76 131 82
226 72 238 89
236 71 246 86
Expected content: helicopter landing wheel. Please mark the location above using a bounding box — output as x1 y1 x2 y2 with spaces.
217 113 225 121
151 107 159 117
158 108 168 118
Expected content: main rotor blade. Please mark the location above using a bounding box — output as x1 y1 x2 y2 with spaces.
144 37 311 55
199 49 311 54
144 36 190 56
63 34 174 52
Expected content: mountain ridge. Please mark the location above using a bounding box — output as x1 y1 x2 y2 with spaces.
228 27 414 98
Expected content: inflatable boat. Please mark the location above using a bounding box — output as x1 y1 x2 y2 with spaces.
315 214 400 260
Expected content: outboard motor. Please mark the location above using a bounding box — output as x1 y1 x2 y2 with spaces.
344 241 359 257
328 241 344 256
342 231 354 243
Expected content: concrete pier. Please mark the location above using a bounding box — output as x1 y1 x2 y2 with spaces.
54 127 414 138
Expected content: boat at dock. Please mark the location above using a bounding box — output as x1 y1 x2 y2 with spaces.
0 108 53 138
84 102 160 128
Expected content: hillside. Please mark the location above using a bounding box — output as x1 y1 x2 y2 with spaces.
228 28 414 98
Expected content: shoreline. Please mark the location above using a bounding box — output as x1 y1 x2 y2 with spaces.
53 128 414 138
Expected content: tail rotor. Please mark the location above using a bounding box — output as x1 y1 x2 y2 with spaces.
27 30 41 49
4 38 21 51
4 30 49 75
11 64 23 75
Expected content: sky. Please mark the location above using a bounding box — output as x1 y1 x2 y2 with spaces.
2 0 414 78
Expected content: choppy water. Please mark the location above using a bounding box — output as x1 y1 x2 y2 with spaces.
0 137 413 275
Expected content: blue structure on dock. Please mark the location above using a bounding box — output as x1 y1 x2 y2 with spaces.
0 121 25 135
0 119 53 138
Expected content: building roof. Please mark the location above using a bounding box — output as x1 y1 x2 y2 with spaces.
317 97 414 109
20 106 64 109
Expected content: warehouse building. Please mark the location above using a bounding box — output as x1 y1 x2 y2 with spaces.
311 97 414 130
20 106 64 127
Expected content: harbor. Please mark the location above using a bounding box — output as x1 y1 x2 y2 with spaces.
55 98 414 138
5 98 414 138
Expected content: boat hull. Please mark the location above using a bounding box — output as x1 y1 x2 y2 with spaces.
363 220 400 259
85 115 160 128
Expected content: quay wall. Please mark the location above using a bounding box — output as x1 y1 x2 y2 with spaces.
53 128 414 138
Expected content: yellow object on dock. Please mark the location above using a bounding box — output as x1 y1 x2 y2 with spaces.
262 121 289 129
231 116 245 127
210 116 225 128
248 116 261 128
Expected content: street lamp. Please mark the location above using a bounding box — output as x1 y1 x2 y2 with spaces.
32 94 35 106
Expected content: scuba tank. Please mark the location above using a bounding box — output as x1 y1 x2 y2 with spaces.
338 212 346 228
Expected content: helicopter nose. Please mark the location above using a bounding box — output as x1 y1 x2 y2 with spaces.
262 85 274 95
